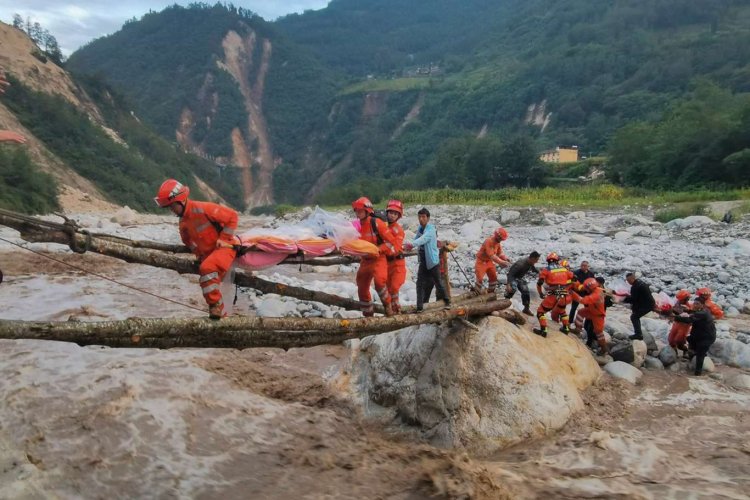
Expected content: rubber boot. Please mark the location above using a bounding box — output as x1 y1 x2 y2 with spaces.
383 302 395 317
522 307 533 316
209 303 225 320
560 325 570 334
533 328 548 338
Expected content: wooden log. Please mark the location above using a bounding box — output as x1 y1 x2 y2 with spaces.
1 210 486 314
0 300 511 349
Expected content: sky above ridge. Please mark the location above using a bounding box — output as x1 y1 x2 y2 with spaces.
2 1 329 55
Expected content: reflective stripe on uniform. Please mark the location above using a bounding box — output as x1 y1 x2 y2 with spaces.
195 222 212 233
192 207 205 214
221 227 235 235
202 284 219 295
199 272 219 283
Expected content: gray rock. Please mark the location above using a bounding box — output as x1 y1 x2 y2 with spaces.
604 361 643 385
500 210 521 224
724 373 750 390
658 346 678 367
726 307 740 318
644 356 664 370
614 231 632 241
726 239 750 256
688 356 715 373
570 234 594 245
610 342 634 364
718 272 731 284
665 216 716 230
350 318 601 453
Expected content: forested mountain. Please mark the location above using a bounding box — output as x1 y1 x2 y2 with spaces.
65 0 750 206
0 21 243 213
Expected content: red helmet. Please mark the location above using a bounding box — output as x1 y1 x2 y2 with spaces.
583 277 598 291
386 199 404 216
675 289 692 302
696 287 712 298
493 227 508 241
352 197 374 214
546 252 559 263
154 179 189 207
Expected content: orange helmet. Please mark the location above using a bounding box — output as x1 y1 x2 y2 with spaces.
493 227 508 241
352 196 374 214
675 289 692 302
154 179 189 207
696 287 712 298
386 199 404 216
560 259 570 269
546 252 559 263
583 277 598 291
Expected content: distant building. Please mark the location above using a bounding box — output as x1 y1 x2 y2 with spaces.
540 146 579 164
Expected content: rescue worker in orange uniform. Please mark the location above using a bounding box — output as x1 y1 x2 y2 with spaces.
384 200 406 314
668 289 693 357
695 287 724 320
534 252 574 337
570 277 609 356
154 179 238 319
474 227 510 294
352 197 396 317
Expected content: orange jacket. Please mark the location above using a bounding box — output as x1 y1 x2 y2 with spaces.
476 237 507 264
386 221 405 258
358 215 398 258
538 265 574 287
705 299 724 320
179 200 238 260
571 287 606 317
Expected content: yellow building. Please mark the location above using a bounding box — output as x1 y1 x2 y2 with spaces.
540 146 579 164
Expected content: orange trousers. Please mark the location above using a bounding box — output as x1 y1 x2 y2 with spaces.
537 293 570 329
198 247 236 314
668 322 691 348
475 260 497 290
357 255 391 316
575 308 607 351
387 259 407 313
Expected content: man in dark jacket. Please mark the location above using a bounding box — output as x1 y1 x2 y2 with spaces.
569 260 595 323
674 300 716 376
624 272 656 340
504 251 541 316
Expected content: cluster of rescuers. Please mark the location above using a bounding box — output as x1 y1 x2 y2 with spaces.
154 181 721 375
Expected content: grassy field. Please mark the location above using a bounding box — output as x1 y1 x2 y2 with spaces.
390 185 750 208
340 77 433 95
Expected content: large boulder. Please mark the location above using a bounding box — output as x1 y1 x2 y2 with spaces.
709 339 750 369
632 340 647 368
665 216 715 230
658 346 678 367
603 361 643 385
500 210 521 224
726 239 750 257
347 318 601 454
609 341 634 364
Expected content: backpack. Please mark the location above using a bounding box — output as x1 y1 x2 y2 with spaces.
370 211 388 245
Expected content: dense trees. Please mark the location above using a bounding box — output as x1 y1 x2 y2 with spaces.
0 146 59 214
12 14 63 64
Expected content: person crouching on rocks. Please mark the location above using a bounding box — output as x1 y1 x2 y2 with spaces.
474 227 510 294
583 277 614 351
674 299 716 376
154 179 238 319
403 208 450 313
569 278 609 358
668 289 693 358
504 251 541 316
534 252 574 337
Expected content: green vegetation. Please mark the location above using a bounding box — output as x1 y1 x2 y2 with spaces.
653 203 710 223
248 204 297 217
341 78 432 95
0 146 59 214
3 76 243 211
392 185 750 208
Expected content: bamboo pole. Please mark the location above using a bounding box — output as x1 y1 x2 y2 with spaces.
0 300 512 349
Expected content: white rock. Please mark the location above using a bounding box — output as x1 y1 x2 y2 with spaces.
482 219 501 233
348 318 601 453
500 210 521 224
460 219 484 241
632 340 647 368
110 206 139 226
718 272 731 284
569 234 594 244
604 361 643 385
568 211 585 219
726 239 750 256
724 373 750 390
709 339 750 369
665 216 716 230
726 307 740 318
256 297 295 317
614 231 632 241
688 356 715 373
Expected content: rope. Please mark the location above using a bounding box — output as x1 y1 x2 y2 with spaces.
0 236 206 314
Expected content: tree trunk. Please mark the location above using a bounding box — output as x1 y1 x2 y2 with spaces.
0 300 511 349
0 210 477 314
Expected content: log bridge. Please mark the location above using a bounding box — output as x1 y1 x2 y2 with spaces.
0 209 521 349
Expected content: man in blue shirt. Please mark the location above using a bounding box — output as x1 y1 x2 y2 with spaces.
404 208 450 312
